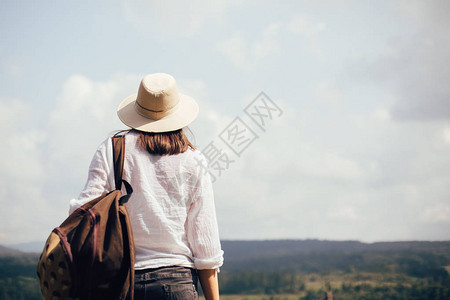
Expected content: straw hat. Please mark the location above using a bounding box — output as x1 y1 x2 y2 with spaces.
117 73 199 133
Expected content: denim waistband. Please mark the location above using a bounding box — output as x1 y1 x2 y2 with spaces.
135 266 197 281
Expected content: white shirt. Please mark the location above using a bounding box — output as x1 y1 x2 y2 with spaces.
69 131 224 270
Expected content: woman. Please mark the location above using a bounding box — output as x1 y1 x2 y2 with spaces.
69 73 224 300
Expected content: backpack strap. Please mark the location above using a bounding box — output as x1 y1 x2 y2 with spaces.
112 134 133 204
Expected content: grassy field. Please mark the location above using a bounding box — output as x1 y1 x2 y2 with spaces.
216 295 302 300
201 268 450 300
201 295 302 300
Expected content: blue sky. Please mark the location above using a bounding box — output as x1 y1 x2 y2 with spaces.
1 0 450 245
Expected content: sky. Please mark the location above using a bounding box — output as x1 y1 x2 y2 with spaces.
1 0 449 245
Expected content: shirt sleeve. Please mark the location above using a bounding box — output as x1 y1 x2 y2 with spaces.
68 137 115 214
186 153 224 270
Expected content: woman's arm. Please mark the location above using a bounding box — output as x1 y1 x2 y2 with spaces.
198 269 219 300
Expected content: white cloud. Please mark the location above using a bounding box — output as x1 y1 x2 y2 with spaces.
442 127 450 144
297 147 367 182
217 22 283 70
47 73 139 165
287 14 327 37
217 13 327 70
0 98 45 183
5 61 23 78
313 80 345 107
123 0 244 36
216 34 250 70
395 0 450 36
327 206 359 221
372 108 391 121
187 75 450 243
252 23 281 60
354 1 450 121
204 99 377 240
422 204 450 223
287 13 326 60
0 98 47 244
217 22 282 71
208 89 450 242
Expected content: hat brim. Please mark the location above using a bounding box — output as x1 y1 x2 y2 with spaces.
117 93 199 133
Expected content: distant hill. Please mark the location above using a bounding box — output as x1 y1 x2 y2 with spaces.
0 245 39 258
2 239 450 261
0 245 21 256
221 239 450 272
5 241 44 253
222 239 450 259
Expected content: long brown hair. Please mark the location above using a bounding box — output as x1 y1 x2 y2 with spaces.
132 129 195 155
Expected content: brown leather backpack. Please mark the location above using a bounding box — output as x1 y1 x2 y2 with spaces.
36 135 135 300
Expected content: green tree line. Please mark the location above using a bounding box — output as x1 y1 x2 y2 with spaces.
0 256 41 300
0 248 449 299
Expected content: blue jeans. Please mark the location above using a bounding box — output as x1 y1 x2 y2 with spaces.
134 266 199 300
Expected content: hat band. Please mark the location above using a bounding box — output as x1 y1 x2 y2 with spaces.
135 99 180 120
